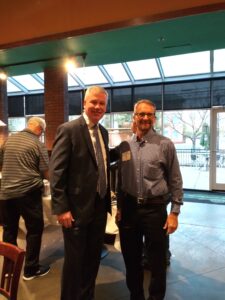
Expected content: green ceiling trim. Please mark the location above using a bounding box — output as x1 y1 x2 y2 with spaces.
1 10 225 76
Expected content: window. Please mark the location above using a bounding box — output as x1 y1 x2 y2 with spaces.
69 91 82 115
212 79 225 106
164 80 210 110
25 94 44 115
8 117 26 133
163 109 210 190
8 96 24 117
111 88 133 112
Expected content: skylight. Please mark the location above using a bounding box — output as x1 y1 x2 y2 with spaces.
126 59 160 80
214 49 225 72
160 51 210 77
36 73 44 80
4 49 225 96
7 80 22 93
72 66 108 85
68 74 79 87
103 63 130 82
12 74 44 90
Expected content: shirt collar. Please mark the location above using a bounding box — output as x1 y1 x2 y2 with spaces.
83 112 96 129
133 128 155 143
22 128 38 137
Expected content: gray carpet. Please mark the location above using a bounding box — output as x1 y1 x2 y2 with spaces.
2 198 225 299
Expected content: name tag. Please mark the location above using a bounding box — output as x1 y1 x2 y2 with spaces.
122 151 131 161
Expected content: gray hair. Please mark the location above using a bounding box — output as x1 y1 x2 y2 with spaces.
84 86 108 101
27 117 46 131
133 99 156 114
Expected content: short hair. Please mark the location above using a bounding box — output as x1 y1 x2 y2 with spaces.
84 86 108 101
27 117 46 131
133 99 156 114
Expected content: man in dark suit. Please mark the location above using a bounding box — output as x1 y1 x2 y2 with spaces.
50 86 111 300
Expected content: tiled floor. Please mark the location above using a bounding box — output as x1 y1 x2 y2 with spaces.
1 200 225 299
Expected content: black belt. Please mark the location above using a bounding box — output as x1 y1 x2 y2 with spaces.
137 197 151 205
125 193 167 206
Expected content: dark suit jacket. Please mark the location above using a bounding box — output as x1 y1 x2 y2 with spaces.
50 116 111 226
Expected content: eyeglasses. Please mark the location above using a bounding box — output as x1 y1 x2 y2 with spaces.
135 112 155 118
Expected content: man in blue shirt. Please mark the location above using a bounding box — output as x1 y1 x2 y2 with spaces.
116 99 183 300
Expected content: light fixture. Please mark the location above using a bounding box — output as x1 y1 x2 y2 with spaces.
0 70 7 80
65 58 77 72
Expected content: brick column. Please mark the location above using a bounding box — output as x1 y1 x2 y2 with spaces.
0 79 8 145
44 66 68 150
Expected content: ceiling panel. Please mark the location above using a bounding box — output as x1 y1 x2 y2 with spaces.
1 10 225 76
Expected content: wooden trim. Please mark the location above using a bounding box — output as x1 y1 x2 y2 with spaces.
1 2 225 50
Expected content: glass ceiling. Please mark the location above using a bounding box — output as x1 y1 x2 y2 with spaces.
6 49 225 96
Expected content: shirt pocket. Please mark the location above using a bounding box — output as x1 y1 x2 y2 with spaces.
144 163 161 180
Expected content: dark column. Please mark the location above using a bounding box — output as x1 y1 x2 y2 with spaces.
0 79 8 146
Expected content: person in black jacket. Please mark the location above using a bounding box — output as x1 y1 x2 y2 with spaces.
50 86 111 300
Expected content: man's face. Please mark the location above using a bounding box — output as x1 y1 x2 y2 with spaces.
84 91 107 124
134 103 156 135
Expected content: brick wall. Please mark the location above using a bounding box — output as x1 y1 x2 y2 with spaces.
44 66 68 150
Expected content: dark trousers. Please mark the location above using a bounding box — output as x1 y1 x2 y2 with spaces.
61 195 107 300
119 200 167 300
2 188 44 275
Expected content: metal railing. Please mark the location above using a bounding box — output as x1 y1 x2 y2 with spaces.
176 149 225 168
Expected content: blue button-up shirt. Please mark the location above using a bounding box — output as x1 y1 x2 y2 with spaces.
118 129 183 213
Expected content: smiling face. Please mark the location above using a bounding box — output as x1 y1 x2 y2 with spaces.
134 102 156 138
83 88 108 124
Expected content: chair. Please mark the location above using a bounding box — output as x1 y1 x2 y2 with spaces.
0 242 25 300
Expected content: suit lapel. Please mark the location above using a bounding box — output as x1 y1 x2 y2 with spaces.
79 116 97 167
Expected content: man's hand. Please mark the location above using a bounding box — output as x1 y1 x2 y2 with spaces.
57 211 75 228
163 212 178 234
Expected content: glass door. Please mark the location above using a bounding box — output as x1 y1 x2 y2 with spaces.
210 108 225 190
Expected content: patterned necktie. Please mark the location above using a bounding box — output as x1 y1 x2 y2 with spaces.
93 125 107 198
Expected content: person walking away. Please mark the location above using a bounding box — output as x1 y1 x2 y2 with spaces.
0 117 50 281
